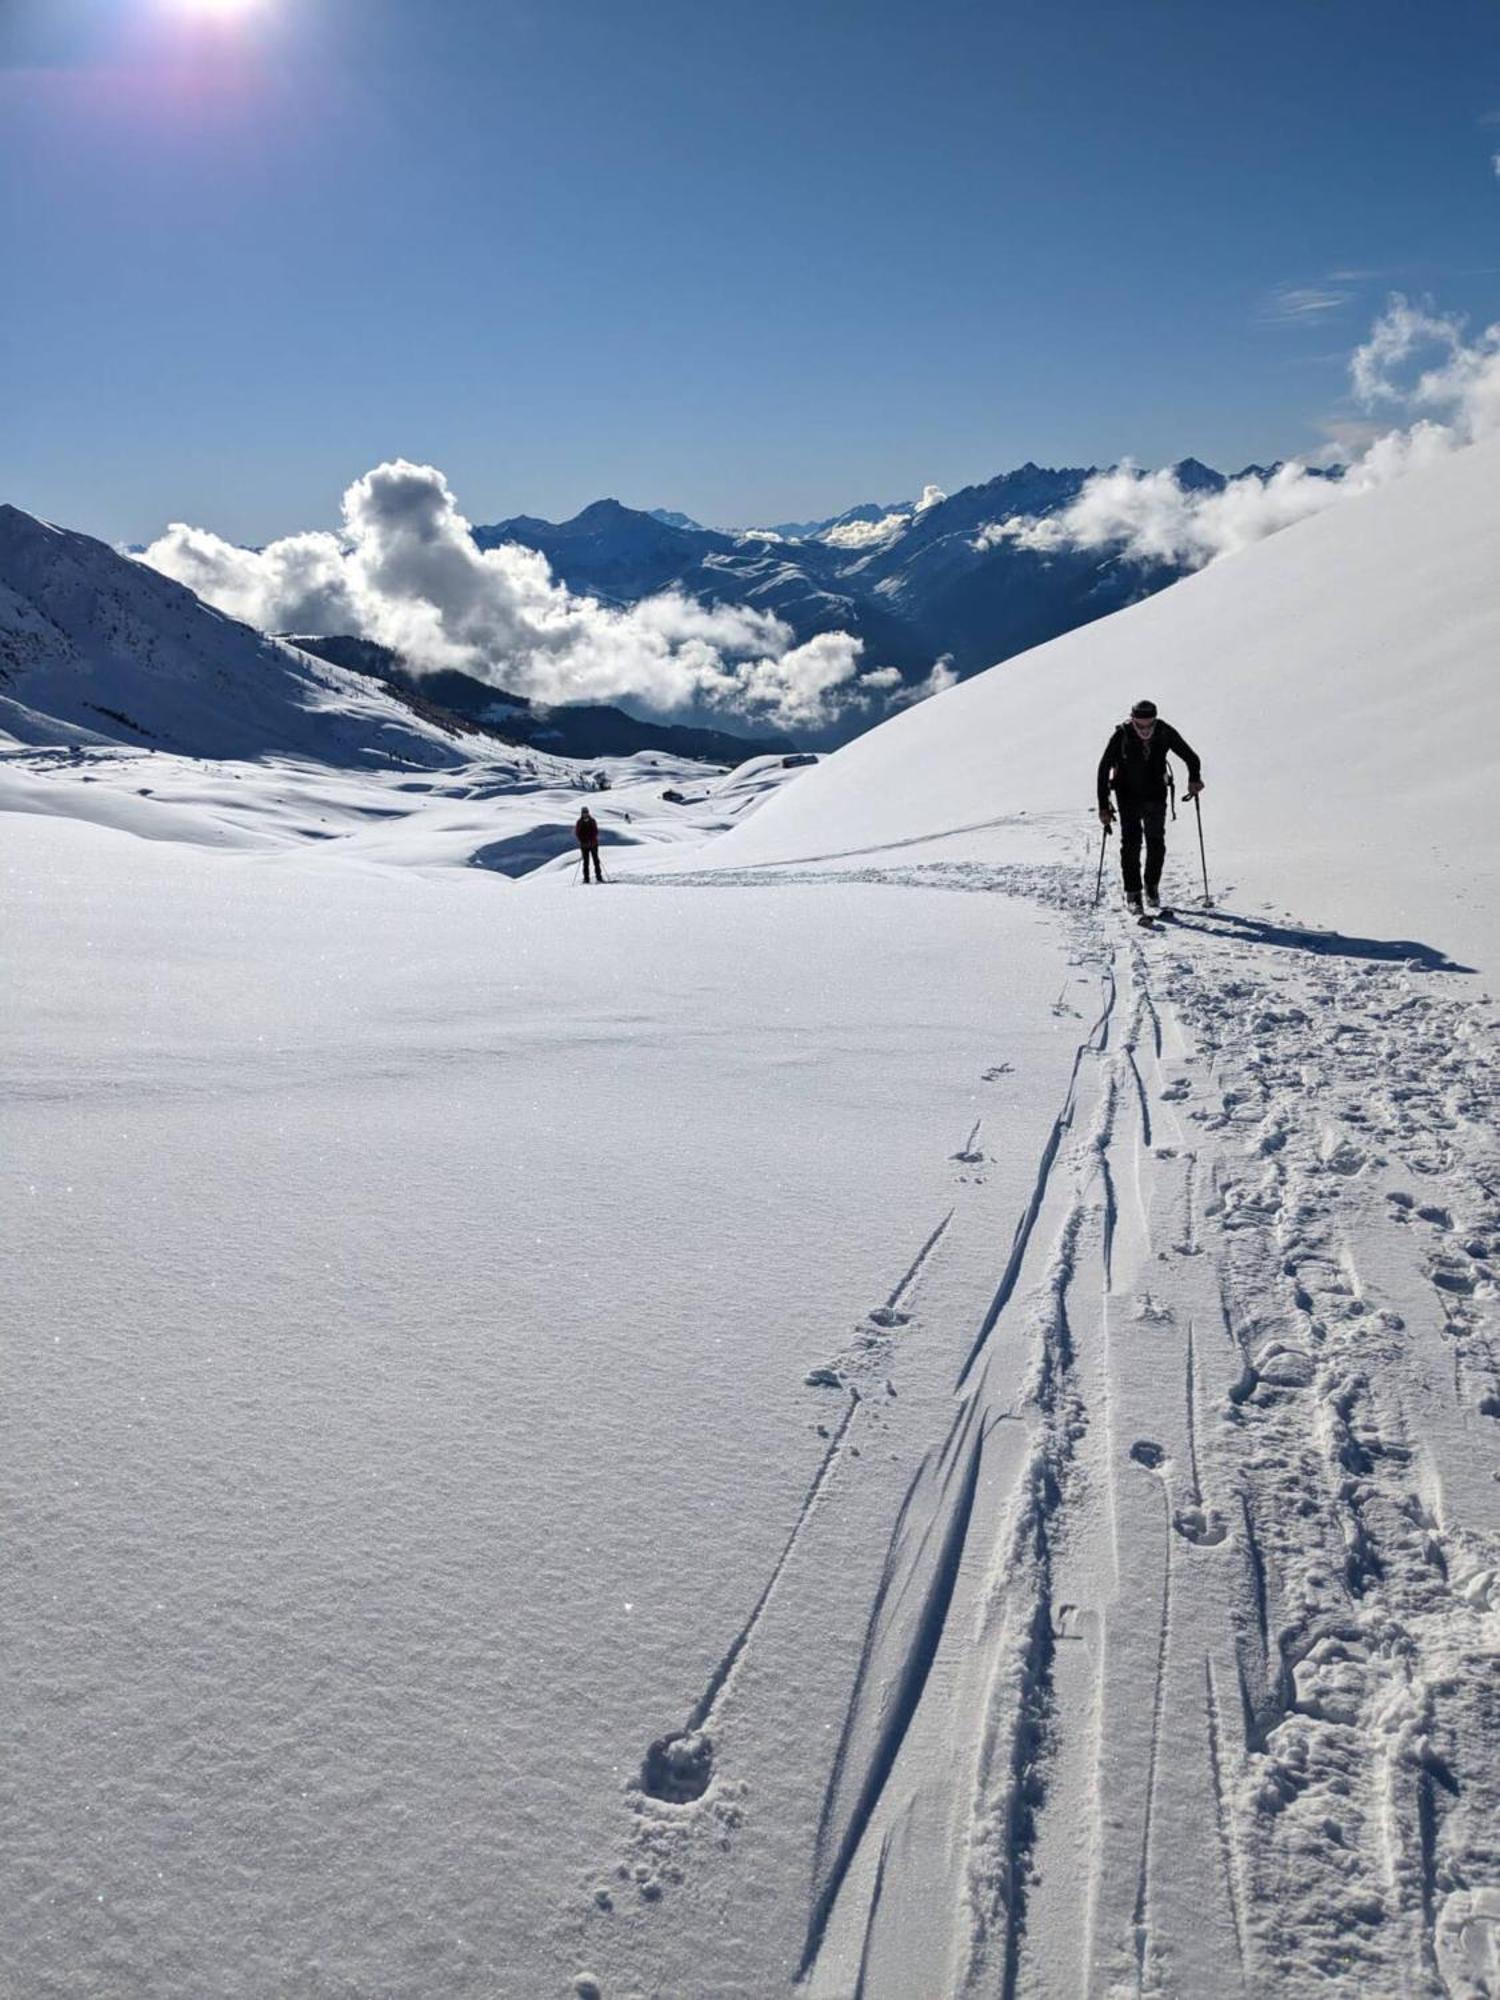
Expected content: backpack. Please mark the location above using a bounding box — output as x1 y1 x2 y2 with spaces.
1114 722 1177 820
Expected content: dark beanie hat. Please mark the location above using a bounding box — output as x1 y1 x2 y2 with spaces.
1130 698 1158 718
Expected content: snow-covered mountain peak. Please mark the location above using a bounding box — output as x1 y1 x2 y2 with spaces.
0 504 471 767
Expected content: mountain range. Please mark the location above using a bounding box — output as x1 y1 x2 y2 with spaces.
0 455 1313 770
471 461 1221 739
0 504 793 772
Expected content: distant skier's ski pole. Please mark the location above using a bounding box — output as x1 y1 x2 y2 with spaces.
1092 821 1110 908
1194 793 1212 905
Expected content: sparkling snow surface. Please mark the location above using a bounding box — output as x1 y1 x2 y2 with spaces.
4 439 1500 2000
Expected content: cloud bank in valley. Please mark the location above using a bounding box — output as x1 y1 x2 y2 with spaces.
139 462 890 730
974 296 1500 570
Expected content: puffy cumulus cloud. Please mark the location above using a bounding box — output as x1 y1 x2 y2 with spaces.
140 460 870 731
886 657 959 708
972 296 1500 573
144 522 358 634
820 484 945 549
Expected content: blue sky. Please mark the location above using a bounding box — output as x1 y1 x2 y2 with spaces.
3 0 1498 543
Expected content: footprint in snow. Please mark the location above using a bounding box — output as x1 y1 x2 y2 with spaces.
639 1729 714 1804
804 1366 844 1389
1129 1440 1166 1470
1173 1503 1229 1546
1434 1885 1500 2000
1133 1294 1174 1324
1432 1259 1478 1296
981 1064 1014 1082
866 1306 910 1329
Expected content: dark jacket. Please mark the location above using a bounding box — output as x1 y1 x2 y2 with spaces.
575 810 600 850
1097 720 1201 813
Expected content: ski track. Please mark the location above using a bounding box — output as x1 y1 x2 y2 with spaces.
592 845 1500 1999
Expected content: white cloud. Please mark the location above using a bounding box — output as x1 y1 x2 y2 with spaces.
1347 294 1470 404
885 657 958 708
821 509 911 549
1262 284 1351 323
971 295 1500 572
819 484 945 549
139 461 869 731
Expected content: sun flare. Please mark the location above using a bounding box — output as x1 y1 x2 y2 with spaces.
172 0 263 17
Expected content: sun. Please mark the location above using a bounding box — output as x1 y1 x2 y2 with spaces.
171 0 263 16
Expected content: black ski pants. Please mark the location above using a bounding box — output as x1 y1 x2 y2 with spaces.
580 844 603 882
1117 801 1166 900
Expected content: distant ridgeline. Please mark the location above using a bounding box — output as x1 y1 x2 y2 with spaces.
290 635 795 765
469 466 1216 737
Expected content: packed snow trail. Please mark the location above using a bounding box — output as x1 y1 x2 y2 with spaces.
597 840 1500 2000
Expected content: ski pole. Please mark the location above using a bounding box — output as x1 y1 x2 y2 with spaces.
1092 820 1110 908
1193 793 1211 906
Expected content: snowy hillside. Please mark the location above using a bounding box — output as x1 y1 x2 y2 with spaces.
3 440 1499 2000
0 504 472 767
704 435 1500 980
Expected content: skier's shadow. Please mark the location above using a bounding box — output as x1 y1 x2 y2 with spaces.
1168 906 1475 975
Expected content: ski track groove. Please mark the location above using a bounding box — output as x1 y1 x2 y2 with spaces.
599 842 1500 2000
886 1208 956 1313
1204 1655 1250 1990
1184 1319 1203 1504
1131 1475 1174 1995
798 1396 996 1979
956 969 1116 1390
1126 1042 1154 1149
850 1823 897 2000
685 1387 862 1741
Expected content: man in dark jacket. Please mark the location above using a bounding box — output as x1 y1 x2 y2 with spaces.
575 806 603 883
1096 699 1203 914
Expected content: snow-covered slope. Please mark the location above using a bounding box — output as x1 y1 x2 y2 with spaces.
0 504 471 767
700 436 1500 977
4 443 1499 2000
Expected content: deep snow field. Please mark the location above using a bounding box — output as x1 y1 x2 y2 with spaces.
4 440 1500 2000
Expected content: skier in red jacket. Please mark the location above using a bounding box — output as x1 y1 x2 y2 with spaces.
575 806 603 883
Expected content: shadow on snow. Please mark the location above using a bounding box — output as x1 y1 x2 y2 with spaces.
1170 906 1475 974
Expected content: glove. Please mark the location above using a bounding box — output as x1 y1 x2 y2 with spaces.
1186 780 1204 798
1098 806 1115 829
